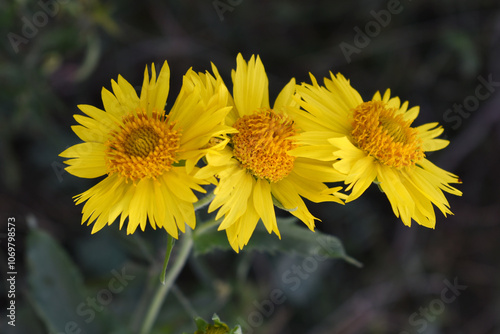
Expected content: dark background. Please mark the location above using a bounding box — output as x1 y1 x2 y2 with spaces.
1 0 500 333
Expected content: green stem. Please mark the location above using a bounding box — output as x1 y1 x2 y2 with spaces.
193 191 215 211
193 218 220 237
139 229 193 334
138 191 214 334
160 234 175 284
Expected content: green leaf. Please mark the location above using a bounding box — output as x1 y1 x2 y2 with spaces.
184 314 242 334
194 317 210 331
245 217 362 267
26 227 104 333
192 219 230 255
193 216 361 267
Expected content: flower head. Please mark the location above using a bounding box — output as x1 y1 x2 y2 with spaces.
292 72 462 228
60 61 233 238
197 54 345 252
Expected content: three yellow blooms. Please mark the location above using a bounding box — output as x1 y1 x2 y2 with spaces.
60 53 462 252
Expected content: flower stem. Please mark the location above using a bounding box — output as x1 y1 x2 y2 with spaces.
194 190 215 211
160 234 175 284
193 218 220 237
139 229 193 334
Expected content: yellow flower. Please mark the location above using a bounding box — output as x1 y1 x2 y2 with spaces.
291 72 462 228
60 61 233 238
197 54 345 252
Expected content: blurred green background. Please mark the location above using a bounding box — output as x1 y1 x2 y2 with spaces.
1 0 500 333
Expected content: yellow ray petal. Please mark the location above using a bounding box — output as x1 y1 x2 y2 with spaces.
127 179 152 234
60 142 107 178
377 165 415 226
101 87 127 118
344 155 377 202
237 200 261 248
153 61 170 112
253 178 278 235
111 78 139 113
286 172 344 204
216 170 254 230
117 74 140 105
233 53 269 116
271 179 316 230
274 78 297 109
293 158 346 183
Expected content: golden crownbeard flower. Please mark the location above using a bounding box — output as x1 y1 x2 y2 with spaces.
196 54 345 252
290 72 462 228
60 62 233 238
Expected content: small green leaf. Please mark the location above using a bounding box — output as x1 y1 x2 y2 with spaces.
194 316 210 331
373 179 384 193
185 314 242 334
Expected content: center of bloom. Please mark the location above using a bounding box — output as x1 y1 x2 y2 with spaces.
105 109 181 181
232 109 297 183
351 101 424 168
123 126 160 158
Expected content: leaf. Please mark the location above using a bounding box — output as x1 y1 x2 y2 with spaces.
194 316 210 331
193 216 361 267
184 314 242 334
26 227 104 333
245 217 362 267
192 219 231 256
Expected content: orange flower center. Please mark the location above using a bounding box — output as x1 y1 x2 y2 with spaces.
232 109 297 182
351 101 424 168
105 109 181 181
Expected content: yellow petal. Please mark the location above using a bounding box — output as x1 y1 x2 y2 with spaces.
232 53 269 116
153 61 170 112
71 125 105 143
382 89 391 102
164 170 199 203
344 156 377 202
377 165 415 226
101 87 127 118
253 178 278 235
274 78 297 109
111 78 138 113
236 200 261 248
117 74 140 104
77 104 121 126
127 179 151 233
422 138 449 151
403 106 419 122
60 142 107 178
386 96 401 111
288 145 336 161
215 169 254 230
271 179 316 230
293 158 345 183
286 172 344 204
